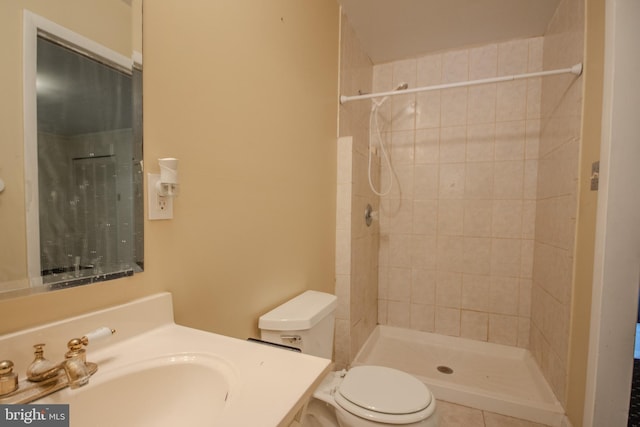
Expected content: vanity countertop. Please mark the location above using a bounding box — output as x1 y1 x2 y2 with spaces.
0 293 331 427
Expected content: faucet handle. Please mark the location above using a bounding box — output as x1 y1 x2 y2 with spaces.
0 360 19 396
80 327 116 346
27 343 57 382
65 327 115 362
33 343 46 355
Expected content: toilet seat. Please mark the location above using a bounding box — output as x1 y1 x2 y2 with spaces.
334 366 434 424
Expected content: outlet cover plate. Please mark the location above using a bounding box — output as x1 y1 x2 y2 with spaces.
147 173 173 220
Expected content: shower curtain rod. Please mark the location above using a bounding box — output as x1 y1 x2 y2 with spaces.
339 63 583 104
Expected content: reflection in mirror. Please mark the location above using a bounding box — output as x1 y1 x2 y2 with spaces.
23 11 143 290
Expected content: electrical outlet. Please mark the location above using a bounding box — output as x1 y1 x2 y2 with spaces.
148 173 173 220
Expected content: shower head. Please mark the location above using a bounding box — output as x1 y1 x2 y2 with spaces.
370 82 409 109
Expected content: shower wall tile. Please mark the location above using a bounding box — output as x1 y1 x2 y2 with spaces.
517 280 532 316
376 36 545 346
387 300 411 327
381 199 413 234
393 59 417 88
489 313 519 346
492 200 523 238
462 237 491 275
411 268 437 304
462 274 491 312
520 240 535 278
416 91 441 130
334 318 350 368
372 62 392 93
411 304 435 332
493 161 524 199
498 39 530 76
391 94 417 132
525 120 541 159
411 235 437 269
465 162 495 200
388 234 413 267
440 126 467 162
437 199 464 236
413 164 439 199
469 44 498 80
441 88 468 127
378 299 388 325
528 37 544 73
466 123 496 162
523 160 539 200
527 78 543 119
384 163 415 199
490 238 522 277
496 80 527 122
336 13 376 370
417 54 443 86
388 267 412 302
435 306 461 336
495 121 526 161
461 310 489 341
518 317 531 349
412 200 438 235
463 199 493 237
415 128 440 163
438 163 466 199
442 50 469 83
335 230 352 275
489 276 520 315
468 84 497 125
436 271 462 308
531 0 583 406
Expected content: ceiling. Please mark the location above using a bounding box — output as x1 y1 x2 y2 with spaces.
338 0 562 64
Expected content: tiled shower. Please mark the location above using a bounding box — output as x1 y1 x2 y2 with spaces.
336 0 583 408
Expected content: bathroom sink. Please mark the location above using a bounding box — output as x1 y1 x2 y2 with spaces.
39 353 235 427
1 293 331 427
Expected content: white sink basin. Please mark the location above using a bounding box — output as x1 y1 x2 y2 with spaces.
1 293 331 427
40 353 236 426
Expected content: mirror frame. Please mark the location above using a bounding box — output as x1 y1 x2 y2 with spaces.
22 10 139 289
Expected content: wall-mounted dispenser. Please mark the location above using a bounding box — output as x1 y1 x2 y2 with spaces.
147 158 179 220
157 157 179 197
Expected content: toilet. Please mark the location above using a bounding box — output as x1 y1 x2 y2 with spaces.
259 290 439 427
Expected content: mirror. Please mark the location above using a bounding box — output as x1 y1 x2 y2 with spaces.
0 1 142 296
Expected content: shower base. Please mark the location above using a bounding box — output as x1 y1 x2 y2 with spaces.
353 325 565 427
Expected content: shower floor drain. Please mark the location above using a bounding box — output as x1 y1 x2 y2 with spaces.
437 365 454 374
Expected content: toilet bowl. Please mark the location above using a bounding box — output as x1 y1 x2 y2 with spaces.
307 366 438 427
258 291 439 427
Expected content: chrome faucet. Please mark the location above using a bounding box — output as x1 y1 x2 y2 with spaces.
0 328 114 404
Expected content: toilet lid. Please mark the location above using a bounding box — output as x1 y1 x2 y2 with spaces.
336 366 432 417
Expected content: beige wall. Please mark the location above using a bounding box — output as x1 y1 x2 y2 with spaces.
565 0 604 423
531 0 585 407
0 0 340 340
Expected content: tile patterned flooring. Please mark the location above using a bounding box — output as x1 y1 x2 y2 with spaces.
438 400 551 427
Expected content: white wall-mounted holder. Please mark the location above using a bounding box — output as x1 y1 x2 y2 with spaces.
156 157 179 197
147 158 179 220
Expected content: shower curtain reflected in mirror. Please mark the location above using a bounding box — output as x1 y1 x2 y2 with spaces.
36 35 142 285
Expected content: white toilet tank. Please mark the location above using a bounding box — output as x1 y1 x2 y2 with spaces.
259 290 337 359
